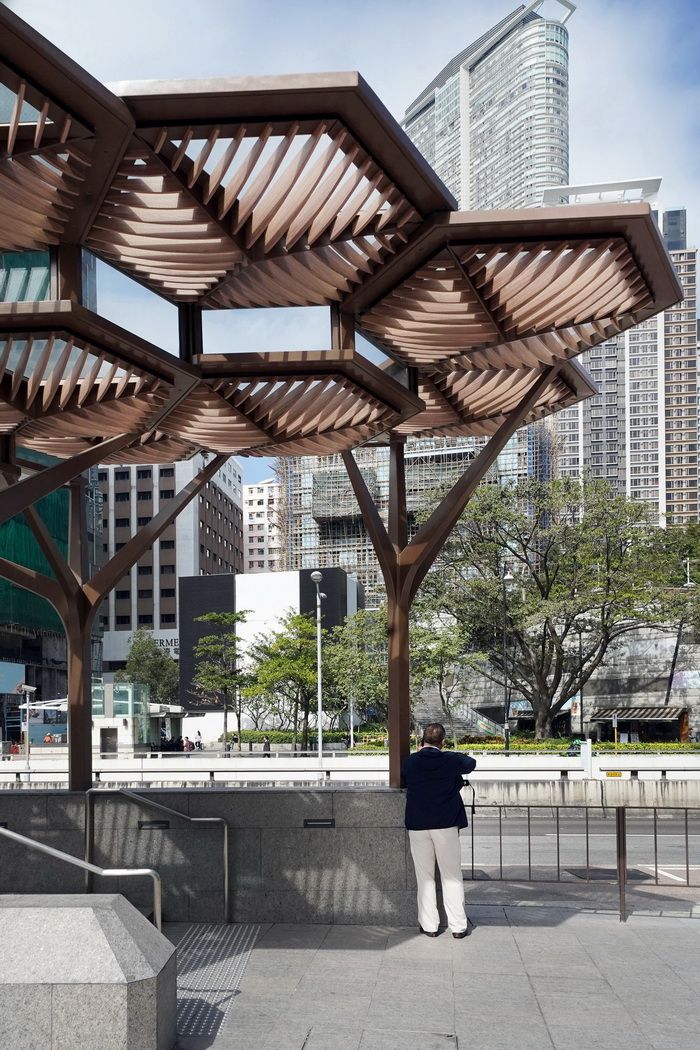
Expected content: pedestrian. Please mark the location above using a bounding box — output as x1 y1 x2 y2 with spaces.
183 736 194 755
402 722 477 939
262 735 271 757
195 730 203 751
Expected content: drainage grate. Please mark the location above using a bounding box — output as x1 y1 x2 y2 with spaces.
177 923 262 1038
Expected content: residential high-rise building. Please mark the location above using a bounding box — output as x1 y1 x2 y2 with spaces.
402 1 573 209
243 478 283 573
97 455 244 671
556 202 697 525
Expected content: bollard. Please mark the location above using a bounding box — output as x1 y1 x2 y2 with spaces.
616 806 627 922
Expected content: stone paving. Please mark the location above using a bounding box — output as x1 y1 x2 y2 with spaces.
170 889 700 1050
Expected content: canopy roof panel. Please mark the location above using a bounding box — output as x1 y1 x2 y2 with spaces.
0 303 424 461
0 6 683 456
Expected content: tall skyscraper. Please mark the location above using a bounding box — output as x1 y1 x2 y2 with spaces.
276 3 573 605
556 202 697 525
402 1 573 209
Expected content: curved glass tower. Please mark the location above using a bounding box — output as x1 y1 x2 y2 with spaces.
403 1 574 209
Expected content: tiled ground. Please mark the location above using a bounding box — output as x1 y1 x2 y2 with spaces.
169 900 700 1050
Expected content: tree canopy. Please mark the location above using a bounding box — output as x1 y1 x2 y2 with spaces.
191 611 249 748
418 477 697 737
116 628 178 705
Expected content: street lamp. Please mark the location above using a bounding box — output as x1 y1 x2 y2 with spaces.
310 571 325 766
502 568 515 755
684 557 696 589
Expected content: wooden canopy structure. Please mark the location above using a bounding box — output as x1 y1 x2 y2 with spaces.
0 6 682 788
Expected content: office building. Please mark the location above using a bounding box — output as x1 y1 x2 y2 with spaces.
556 203 697 525
402 1 573 209
243 478 283 572
98 455 244 671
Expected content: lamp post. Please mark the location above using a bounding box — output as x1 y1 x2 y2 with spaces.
502 568 515 754
310 571 325 765
578 626 585 738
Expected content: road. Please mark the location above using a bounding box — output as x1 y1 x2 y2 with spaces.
461 810 700 884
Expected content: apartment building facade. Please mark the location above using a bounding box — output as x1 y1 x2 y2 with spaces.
98 455 244 671
243 478 283 573
556 208 697 524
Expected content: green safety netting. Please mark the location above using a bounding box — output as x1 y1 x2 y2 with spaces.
0 450 68 633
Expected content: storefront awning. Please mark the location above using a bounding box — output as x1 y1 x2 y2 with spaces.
593 706 685 722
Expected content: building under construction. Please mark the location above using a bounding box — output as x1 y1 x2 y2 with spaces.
276 426 554 608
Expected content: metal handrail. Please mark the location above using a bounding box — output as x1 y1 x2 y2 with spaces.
0 824 162 931
85 787 229 923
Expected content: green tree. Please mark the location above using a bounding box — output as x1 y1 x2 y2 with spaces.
191 612 249 750
116 629 179 705
325 608 389 728
244 612 318 750
420 478 696 738
409 607 473 747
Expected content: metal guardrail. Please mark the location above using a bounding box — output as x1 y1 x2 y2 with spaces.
85 787 230 923
464 804 700 921
0 824 162 931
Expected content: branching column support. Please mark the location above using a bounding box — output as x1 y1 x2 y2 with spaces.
0 454 228 790
342 365 560 786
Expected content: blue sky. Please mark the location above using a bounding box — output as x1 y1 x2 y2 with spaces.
10 0 700 482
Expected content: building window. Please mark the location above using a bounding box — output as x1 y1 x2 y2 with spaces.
98 471 107 481
115 615 130 626
160 467 175 478
161 588 175 598
115 517 129 528
115 470 129 481
160 539 175 550
160 565 175 575
137 588 152 599
137 516 151 527
160 489 174 500
138 614 153 626
114 492 129 502
115 589 130 599
160 614 176 625
137 566 152 576
137 469 152 480
137 491 151 501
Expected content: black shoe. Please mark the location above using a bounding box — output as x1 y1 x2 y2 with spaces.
419 926 439 937
452 928 470 939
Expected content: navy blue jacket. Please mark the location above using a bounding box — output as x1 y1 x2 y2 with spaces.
402 747 477 830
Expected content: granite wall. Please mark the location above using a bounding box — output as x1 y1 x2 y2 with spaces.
2 783 700 924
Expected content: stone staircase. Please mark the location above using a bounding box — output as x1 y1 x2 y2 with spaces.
413 693 504 738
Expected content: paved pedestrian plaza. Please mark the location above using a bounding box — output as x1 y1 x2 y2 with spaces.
169 884 700 1050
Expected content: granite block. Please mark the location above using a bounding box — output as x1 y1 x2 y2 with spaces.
91 791 191 831
189 788 331 828
52 983 127 1050
0 895 176 1050
0 982 52 1050
229 827 262 890
0 791 47 832
333 790 406 828
46 791 85 830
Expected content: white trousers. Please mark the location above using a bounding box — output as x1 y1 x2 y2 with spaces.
408 827 467 933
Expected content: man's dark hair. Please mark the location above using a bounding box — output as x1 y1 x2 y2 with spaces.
422 723 446 747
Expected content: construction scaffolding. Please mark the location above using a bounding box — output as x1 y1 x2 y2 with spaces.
276 426 555 609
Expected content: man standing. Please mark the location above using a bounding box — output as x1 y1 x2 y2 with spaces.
402 723 477 938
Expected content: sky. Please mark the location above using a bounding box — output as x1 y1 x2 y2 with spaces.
8 0 700 482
